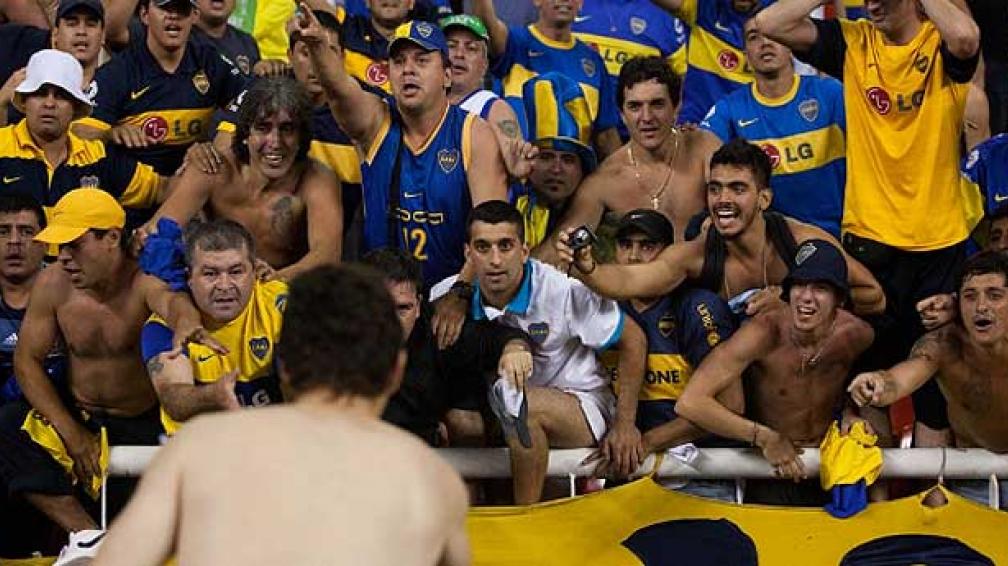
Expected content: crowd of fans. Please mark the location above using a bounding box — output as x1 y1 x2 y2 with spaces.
0 0 1005 562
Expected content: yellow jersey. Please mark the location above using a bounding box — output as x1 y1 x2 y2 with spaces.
141 279 288 434
799 19 980 250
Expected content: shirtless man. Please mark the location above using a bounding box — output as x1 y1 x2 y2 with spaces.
94 265 469 566
538 55 711 259
144 77 344 282
0 189 216 555
556 138 886 317
850 250 1008 509
677 239 875 505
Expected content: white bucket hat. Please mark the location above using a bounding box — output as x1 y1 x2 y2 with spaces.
13 49 94 120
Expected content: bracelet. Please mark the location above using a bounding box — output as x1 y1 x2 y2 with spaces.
580 257 597 275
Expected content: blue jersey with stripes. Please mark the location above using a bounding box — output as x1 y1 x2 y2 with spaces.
675 0 774 125
601 287 735 443
701 74 846 237
572 0 688 139
361 102 475 285
963 133 1008 215
491 25 620 139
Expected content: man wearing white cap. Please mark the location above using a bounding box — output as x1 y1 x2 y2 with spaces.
0 188 219 561
0 50 166 223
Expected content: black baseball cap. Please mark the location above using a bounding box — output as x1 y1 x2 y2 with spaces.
781 239 849 301
615 209 675 245
57 0 104 20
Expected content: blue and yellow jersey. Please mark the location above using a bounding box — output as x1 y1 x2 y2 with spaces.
600 288 735 434
514 188 563 249
140 279 288 435
491 25 620 139
963 134 1008 215
340 14 394 94
80 40 248 175
675 0 773 125
361 102 474 286
843 0 867 20
0 121 162 220
700 74 846 237
572 0 687 139
798 19 979 250
190 25 262 76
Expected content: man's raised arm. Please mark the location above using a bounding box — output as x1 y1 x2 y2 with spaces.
296 3 385 148
922 0 979 60
752 0 826 54
470 0 508 59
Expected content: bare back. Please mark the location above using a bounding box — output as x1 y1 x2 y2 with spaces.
747 308 872 446
172 407 468 565
47 264 159 416
932 327 1008 453
208 159 310 269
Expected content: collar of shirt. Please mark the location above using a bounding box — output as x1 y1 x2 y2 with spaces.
13 120 90 165
471 260 534 320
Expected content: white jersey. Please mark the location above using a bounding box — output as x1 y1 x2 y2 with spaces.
432 259 621 438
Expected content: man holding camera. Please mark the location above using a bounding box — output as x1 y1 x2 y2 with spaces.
431 201 647 504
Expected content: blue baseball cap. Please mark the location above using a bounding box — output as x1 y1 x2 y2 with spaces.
388 20 449 60
781 239 850 302
57 0 104 20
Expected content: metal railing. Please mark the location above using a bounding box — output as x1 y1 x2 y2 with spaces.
110 446 1008 480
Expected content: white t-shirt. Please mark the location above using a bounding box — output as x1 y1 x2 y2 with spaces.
432 259 623 393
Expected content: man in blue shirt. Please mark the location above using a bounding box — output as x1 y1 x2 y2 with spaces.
701 16 846 238
472 0 623 158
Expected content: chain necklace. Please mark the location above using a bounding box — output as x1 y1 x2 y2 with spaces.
627 129 679 210
791 318 837 376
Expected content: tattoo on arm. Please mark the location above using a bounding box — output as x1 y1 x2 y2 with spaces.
147 357 165 376
909 332 940 362
879 371 898 396
497 119 519 139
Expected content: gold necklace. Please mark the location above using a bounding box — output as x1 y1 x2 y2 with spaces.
628 129 679 210
791 318 837 375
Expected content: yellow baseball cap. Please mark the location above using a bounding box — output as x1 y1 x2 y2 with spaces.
35 188 125 245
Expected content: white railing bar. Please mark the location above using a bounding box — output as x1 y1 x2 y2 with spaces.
109 446 1008 480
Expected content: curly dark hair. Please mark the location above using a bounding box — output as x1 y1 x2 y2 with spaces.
617 56 681 109
232 77 313 166
710 138 772 190
277 264 404 399
466 200 524 243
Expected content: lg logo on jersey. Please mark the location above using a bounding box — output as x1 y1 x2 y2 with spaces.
141 116 205 142
865 87 925 116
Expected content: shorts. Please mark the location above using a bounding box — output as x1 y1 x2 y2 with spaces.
0 399 162 498
948 479 1008 511
743 478 830 507
567 385 615 442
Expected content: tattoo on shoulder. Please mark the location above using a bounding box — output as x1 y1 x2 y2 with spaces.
497 119 519 139
146 357 164 376
909 331 943 362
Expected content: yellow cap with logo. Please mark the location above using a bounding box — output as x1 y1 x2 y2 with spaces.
35 188 125 245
